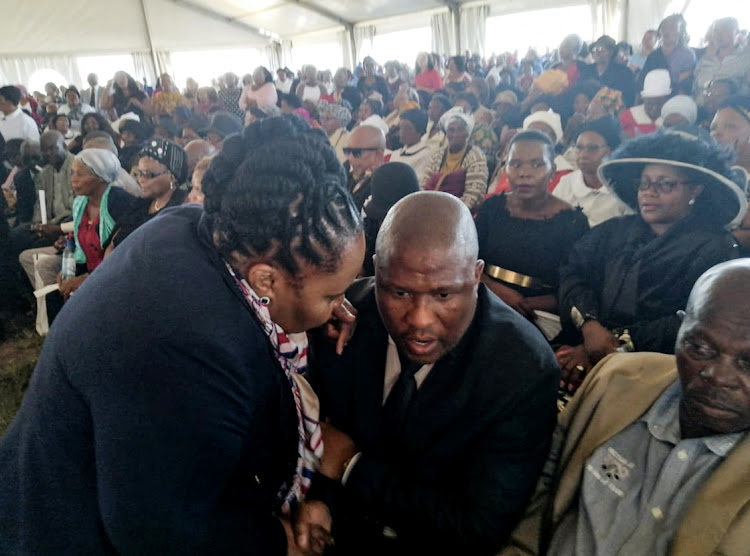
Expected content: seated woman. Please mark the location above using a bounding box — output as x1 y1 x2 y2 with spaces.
454 92 499 165
111 138 189 247
475 130 589 325
386 108 432 178
68 112 119 155
420 107 489 210
556 130 746 390
239 66 278 125
56 149 138 300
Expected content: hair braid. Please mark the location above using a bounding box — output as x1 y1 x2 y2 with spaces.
202 114 361 277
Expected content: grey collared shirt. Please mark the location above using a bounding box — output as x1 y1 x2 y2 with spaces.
549 381 746 556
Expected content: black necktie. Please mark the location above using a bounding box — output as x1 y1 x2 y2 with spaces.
380 358 421 450
90 88 96 107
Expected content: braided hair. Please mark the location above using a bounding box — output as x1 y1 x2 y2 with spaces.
202 114 362 279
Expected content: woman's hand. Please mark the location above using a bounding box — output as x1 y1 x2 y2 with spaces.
483 277 534 319
556 344 590 395
58 274 88 301
581 320 618 364
53 234 67 252
318 422 358 481
324 298 358 355
293 501 334 556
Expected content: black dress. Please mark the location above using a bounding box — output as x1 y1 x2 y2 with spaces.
475 194 589 297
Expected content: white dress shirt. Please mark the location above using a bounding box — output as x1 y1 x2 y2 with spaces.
387 140 433 179
0 107 40 142
554 169 634 227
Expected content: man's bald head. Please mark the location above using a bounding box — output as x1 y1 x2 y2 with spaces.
348 125 386 150
373 192 483 364
83 132 117 154
684 259 750 323
375 191 478 272
40 130 66 166
184 139 217 173
677 259 750 438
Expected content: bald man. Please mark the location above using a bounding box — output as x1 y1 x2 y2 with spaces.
309 191 559 555
503 259 750 555
343 125 386 210
183 139 217 177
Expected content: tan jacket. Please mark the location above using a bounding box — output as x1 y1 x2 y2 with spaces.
502 352 750 556
32 153 75 225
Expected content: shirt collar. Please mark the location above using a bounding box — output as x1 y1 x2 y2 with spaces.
570 170 613 198
641 381 746 456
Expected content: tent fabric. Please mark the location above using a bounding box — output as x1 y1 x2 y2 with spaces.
460 5 490 58
431 11 456 56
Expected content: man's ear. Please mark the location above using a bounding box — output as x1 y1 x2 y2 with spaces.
245 263 277 300
475 259 485 283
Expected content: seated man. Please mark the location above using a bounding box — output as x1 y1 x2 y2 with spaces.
343 125 386 211
504 259 750 555
309 191 560 555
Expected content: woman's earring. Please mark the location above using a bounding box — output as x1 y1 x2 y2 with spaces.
688 198 696 206
260 296 271 306
170 181 176 190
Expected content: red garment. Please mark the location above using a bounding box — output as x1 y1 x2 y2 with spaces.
77 216 104 272
424 169 468 198
414 70 443 91
619 107 659 137
488 169 573 197
565 63 580 88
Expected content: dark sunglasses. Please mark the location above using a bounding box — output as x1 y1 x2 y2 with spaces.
343 147 380 158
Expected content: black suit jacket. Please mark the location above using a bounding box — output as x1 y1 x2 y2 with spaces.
309 279 560 555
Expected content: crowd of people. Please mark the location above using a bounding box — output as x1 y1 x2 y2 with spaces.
1 9 750 556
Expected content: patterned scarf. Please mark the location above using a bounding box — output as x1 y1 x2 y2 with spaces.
224 263 323 515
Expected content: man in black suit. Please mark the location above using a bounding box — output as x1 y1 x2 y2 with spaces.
309 191 560 555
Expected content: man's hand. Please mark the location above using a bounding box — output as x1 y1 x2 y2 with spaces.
581 320 618 364
323 298 358 355
53 234 67 252
58 274 87 301
294 501 334 556
36 223 63 238
483 278 534 320
319 423 358 481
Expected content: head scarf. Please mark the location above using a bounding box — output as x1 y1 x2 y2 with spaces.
139 138 188 184
75 148 121 185
325 103 352 129
523 110 564 144
661 95 698 124
439 106 475 135
592 87 625 116
399 108 429 135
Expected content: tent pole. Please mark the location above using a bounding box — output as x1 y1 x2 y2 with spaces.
348 25 357 70
139 0 160 84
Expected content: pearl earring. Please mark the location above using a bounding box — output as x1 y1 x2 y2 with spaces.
260 296 270 306
688 198 695 206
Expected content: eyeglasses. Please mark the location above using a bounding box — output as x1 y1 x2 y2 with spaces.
635 179 694 194
343 147 380 158
133 170 169 180
575 144 608 153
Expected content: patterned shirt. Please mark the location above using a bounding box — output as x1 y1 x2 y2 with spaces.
218 88 244 119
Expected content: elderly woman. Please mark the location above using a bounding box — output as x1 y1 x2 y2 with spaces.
239 66 278 124
475 130 589 323
387 108 432 178
319 102 351 164
151 74 189 117
0 114 365 553
420 107 489 209
414 52 443 95
556 130 745 391
112 138 189 246
55 148 138 300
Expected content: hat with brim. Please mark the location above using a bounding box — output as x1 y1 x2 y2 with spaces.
203 111 243 138
598 158 747 229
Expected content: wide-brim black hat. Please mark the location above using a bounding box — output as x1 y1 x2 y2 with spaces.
598 132 747 228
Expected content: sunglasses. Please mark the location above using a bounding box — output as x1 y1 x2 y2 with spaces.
343 147 380 158
133 170 169 180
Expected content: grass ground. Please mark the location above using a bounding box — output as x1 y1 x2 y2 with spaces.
0 313 43 436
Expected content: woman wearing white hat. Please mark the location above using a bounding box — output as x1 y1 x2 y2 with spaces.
556 130 746 393
619 69 672 137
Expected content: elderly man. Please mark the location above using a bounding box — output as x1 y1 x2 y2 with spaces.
183 138 217 179
0 85 40 142
343 125 386 210
504 258 750 555
309 192 560 555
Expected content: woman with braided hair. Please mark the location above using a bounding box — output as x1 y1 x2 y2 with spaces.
0 114 365 555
